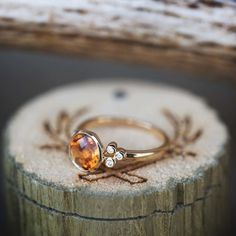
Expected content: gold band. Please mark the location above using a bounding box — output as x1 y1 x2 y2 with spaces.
69 116 169 173
78 116 169 159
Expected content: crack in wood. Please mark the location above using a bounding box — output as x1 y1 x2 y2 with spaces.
5 178 220 221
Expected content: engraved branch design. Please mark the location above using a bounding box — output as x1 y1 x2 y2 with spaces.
40 108 203 185
40 107 89 153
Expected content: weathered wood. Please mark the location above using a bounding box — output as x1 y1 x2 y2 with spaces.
0 0 235 80
3 82 230 235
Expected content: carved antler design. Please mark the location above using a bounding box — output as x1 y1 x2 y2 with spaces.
162 109 203 159
40 107 89 152
40 108 203 185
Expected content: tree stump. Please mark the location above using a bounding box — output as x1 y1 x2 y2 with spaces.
3 81 229 236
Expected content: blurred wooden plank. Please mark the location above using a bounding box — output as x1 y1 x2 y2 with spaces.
0 0 235 79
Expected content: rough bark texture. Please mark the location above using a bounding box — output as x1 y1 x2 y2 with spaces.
0 0 235 80
3 82 230 235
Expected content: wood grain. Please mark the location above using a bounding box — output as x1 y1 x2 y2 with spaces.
0 0 235 80
4 150 229 235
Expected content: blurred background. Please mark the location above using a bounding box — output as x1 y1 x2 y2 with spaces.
0 48 236 234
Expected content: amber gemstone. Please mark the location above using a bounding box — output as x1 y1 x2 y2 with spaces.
69 132 101 171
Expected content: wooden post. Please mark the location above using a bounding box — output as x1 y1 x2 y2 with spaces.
3 82 230 235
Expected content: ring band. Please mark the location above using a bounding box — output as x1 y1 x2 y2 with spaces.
69 116 169 173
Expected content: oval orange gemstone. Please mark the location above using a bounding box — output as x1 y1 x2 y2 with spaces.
69 132 101 171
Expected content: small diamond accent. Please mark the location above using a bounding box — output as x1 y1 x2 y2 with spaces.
105 157 114 168
106 145 115 154
115 151 124 161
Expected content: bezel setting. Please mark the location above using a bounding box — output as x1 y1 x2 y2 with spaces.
69 132 127 173
106 145 116 154
105 157 115 168
114 151 125 161
69 130 103 173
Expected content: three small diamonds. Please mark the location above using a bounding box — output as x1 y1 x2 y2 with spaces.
104 143 126 168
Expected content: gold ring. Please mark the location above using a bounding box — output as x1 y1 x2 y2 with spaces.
69 116 169 173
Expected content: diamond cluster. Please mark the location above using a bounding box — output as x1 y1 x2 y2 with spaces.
104 142 126 168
